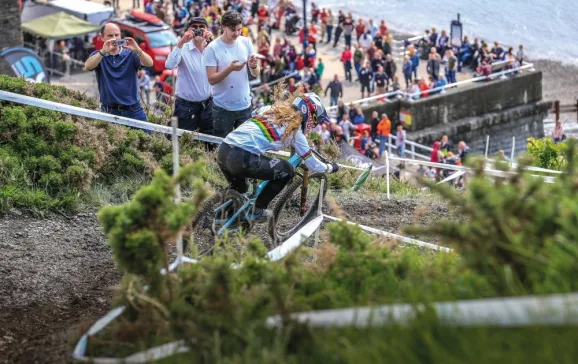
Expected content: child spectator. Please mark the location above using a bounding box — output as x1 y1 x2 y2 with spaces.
339 114 354 143
402 55 413 88
396 124 406 157
360 130 371 153
320 123 331 143
353 107 365 125
516 44 524 64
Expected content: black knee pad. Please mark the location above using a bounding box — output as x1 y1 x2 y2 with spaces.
273 159 295 181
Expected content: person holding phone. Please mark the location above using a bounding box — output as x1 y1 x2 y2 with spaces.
84 23 154 122
165 17 215 135
203 10 260 137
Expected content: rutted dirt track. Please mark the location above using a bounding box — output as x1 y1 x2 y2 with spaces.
0 212 121 364
0 194 446 363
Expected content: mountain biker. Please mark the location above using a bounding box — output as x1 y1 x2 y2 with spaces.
217 91 340 222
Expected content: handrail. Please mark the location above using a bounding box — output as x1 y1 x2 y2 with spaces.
326 90 402 112
331 62 534 113
402 62 534 99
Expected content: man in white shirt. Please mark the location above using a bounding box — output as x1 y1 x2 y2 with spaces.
203 10 261 137
165 17 214 134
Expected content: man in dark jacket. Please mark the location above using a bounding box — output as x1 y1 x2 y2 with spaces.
359 61 373 98
383 54 396 83
427 49 441 81
324 74 343 106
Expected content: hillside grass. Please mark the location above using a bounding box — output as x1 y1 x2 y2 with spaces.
0 76 424 215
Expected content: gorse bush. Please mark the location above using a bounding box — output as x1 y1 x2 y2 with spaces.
0 76 218 213
526 136 567 170
405 141 578 294
98 163 210 297
85 141 578 362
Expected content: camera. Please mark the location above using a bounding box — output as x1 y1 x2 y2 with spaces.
113 39 127 47
193 28 204 37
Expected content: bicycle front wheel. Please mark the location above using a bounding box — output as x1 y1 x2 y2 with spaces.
188 189 250 258
268 173 328 245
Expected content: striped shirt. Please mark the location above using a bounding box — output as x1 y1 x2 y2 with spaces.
224 107 329 173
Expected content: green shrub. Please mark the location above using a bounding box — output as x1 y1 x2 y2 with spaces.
526 136 567 170
405 143 578 294
0 76 215 213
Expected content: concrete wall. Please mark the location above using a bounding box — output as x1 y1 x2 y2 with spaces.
399 71 543 131
407 102 550 155
352 70 547 156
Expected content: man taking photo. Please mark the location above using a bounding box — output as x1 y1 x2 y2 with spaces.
165 17 215 134
84 23 154 122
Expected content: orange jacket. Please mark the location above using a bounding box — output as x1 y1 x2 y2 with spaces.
377 117 391 136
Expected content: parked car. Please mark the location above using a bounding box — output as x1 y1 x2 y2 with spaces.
109 11 178 74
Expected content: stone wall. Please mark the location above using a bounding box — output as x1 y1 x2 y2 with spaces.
407 101 550 155
351 70 547 156
399 71 543 131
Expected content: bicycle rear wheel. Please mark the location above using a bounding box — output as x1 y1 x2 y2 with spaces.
268 173 327 245
188 189 250 258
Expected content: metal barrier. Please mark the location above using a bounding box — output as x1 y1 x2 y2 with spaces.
327 62 534 113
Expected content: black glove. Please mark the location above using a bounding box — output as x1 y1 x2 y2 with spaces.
328 162 340 174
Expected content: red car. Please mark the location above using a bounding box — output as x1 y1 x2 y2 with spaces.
109 11 178 74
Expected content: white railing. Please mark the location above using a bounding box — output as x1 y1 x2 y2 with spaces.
327 62 534 114
404 62 534 100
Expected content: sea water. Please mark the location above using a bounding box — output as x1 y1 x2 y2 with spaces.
314 0 578 66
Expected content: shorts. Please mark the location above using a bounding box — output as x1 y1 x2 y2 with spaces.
361 82 371 93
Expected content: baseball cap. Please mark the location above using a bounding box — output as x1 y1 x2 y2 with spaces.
187 17 209 28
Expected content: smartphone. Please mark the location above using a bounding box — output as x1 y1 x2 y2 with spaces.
114 39 128 47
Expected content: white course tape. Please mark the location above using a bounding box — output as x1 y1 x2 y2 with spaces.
322 214 452 252
267 215 324 261
73 213 322 362
437 170 466 184
266 293 578 329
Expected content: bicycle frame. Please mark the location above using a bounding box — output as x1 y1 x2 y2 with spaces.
215 153 305 236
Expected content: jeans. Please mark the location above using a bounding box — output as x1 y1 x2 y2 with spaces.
397 144 405 157
404 74 411 88
173 97 214 134
326 25 333 42
354 62 361 79
212 104 252 138
329 96 338 107
412 67 418 81
344 34 352 47
447 70 457 84
344 62 352 82
378 135 388 157
217 143 295 209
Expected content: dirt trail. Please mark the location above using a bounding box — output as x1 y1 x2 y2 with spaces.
0 211 121 364
0 192 446 363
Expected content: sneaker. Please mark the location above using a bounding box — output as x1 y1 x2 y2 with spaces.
246 208 272 223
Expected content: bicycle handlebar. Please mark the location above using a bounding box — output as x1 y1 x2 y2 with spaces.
310 148 330 164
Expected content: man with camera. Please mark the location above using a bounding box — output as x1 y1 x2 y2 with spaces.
165 17 215 134
84 23 154 122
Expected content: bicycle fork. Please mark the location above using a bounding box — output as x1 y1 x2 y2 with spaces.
299 168 310 217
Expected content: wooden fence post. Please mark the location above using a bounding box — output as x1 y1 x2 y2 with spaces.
555 100 560 121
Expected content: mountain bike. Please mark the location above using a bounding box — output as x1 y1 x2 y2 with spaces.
187 149 329 258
